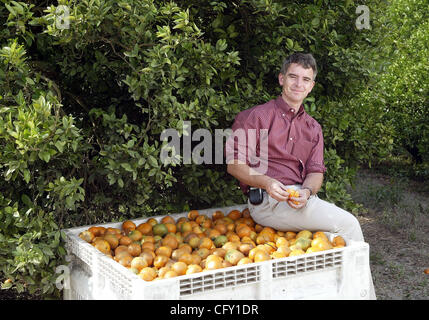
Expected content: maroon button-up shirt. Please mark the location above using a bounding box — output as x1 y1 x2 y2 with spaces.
225 96 327 194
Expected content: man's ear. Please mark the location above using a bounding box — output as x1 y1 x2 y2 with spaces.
278 73 284 86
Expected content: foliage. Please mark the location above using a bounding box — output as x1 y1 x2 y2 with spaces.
0 0 415 297
364 0 429 164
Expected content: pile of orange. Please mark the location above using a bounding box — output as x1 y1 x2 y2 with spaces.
79 208 346 281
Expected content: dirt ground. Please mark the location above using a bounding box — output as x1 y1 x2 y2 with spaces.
351 169 429 300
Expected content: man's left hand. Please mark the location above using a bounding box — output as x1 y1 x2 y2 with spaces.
287 188 311 209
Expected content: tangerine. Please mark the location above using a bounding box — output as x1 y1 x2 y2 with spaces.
138 267 157 281
122 220 136 234
136 222 152 235
187 210 199 221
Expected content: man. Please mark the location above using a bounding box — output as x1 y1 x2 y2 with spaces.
225 52 376 299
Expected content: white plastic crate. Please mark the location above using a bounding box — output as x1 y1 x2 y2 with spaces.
63 204 371 300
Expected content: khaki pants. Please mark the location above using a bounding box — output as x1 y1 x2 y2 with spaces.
248 189 377 300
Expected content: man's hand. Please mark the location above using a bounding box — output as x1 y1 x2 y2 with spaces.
287 188 311 209
264 178 290 202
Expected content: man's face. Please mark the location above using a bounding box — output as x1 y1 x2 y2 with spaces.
278 63 315 106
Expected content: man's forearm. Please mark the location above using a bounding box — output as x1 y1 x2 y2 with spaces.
302 172 324 196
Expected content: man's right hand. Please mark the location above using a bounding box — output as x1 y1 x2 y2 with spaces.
264 178 290 202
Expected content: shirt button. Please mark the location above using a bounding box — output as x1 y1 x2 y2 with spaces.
289 137 293 141
282 113 285 117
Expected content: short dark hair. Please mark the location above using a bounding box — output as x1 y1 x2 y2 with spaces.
280 53 317 80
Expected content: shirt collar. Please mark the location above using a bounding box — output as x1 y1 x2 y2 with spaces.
275 95 305 118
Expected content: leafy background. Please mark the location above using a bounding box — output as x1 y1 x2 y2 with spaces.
0 0 427 297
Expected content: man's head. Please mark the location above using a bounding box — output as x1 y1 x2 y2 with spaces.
278 53 317 108
280 53 317 80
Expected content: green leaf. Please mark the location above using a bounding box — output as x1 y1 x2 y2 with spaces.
54 141 66 153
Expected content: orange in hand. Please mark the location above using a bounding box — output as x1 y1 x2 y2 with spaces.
286 188 300 205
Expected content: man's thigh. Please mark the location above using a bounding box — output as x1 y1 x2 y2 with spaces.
249 194 364 241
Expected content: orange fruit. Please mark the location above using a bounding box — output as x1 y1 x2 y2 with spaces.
237 257 253 265
136 222 152 235
275 237 289 248
139 250 155 266
311 238 333 251
153 255 169 269
214 223 227 235
241 208 251 218
152 223 168 237
207 228 221 239
248 247 260 260
79 230 95 243
162 234 179 249
190 253 202 265
262 242 277 254
127 243 142 257
122 220 136 234
313 231 329 241
199 237 214 250
114 245 129 256
155 246 172 258
105 227 121 235
128 230 143 242
224 249 244 265
178 252 194 265
118 255 133 267
119 236 132 246
236 225 252 238
161 215 175 225
171 247 187 261
147 218 158 226
180 222 193 233
141 241 155 251
195 247 210 260
238 242 255 256
164 223 177 234
187 210 199 221
289 249 305 257
212 211 224 220
104 233 119 249
285 231 297 240
271 251 287 259
227 209 242 221
157 266 170 278
163 270 178 278
130 257 149 271
205 258 223 270
424 268 429 275
186 264 203 275
88 226 106 237
178 243 193 254
276 246 292 257
171 261 187 276
253 250 270 262
296 230 312 239
94 239 111 255
227 233 240 243
138 267 157 281
332 236 346 247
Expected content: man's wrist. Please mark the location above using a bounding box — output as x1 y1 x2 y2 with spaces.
301 187 313 199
